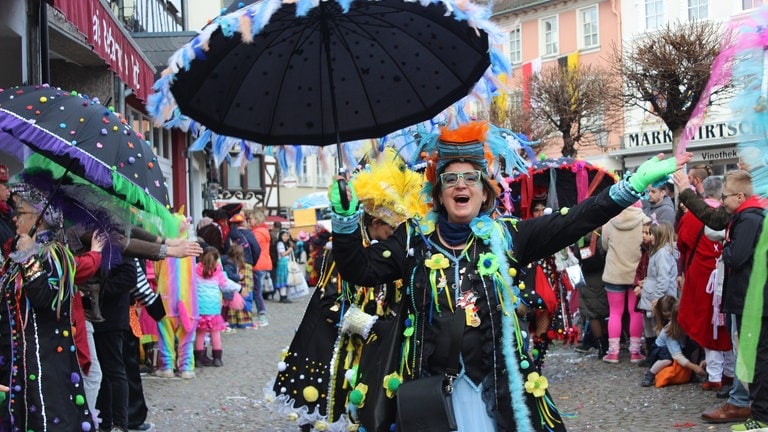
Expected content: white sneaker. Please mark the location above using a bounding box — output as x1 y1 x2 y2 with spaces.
180 370 196 379
152 369 174 378
257 314 269 327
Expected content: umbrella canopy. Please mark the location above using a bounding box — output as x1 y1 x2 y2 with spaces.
149 0 496 151
292 191 330 209
0 85 177 234
505 157 618 219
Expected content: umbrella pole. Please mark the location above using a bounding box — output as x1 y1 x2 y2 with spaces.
320 1 350 210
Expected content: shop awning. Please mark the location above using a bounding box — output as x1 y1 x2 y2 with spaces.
50 0 155 102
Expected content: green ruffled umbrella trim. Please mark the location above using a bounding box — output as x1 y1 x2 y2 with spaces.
26 154 180 236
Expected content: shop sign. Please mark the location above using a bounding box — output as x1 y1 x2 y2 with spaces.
624 120 764 148
52 0 155 102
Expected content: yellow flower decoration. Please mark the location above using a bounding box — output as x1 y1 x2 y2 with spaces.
425 253 450 270
287 412 299 421
524 372 549 398
314 421 329 431
280 348 289 361
419 218 436 234
382 371 403 398
348 383 369 407
347 425 361 431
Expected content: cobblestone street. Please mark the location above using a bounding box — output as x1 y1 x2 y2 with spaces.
142 293 736 431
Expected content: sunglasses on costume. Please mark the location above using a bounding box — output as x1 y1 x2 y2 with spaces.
439 170 482 188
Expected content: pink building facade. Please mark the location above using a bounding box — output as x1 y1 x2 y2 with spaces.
492 0 624 171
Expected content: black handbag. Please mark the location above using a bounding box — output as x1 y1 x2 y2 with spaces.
396 374 457 431
396 312 464 432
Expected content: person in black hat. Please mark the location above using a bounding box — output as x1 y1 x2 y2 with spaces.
0 178 94 431
327 121 691 431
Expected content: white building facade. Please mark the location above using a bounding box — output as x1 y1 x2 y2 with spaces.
617 0 763 173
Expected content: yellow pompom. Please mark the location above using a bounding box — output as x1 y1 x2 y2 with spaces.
559 207 569 216
303 386 319 402
508 268 517 277
519 282 525 290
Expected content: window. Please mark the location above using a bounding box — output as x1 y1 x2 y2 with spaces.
245 156 264 190
127 107 170 160
509 26 522 65
510 90 523 111
743 0 763 10
222 156 264 191
316 159 330 187
225 164 242 189
645 0 664 30
151 127 172 159
688 0 708 20
299 158 311 185
541 16 558 56
579 6 599 49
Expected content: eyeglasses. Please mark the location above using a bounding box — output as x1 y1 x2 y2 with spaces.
439 170 482 188
721 193 739 201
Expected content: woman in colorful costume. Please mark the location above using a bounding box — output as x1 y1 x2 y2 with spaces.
266 150 428 431
328 121 691 431
0 179 93 431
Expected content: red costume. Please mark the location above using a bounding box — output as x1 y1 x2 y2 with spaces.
72 250 103 375
677 200 731 351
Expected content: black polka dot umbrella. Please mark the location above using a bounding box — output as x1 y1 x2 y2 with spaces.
149 0 494 170
0 85 177 234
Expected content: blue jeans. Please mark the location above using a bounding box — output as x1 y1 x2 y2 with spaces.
253 270 267 314
727 314 751 408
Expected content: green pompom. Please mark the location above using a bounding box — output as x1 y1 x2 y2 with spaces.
75 394 85 406
386 377 401 392
349 389 364 406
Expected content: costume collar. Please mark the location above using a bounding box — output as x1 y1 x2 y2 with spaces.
735 195 767 214
437 216 472 247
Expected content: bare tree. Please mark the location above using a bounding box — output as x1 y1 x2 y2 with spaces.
493 62 617 158
533 62 618 157
612 20 733 154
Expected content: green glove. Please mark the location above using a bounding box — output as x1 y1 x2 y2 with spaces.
328 178 359 217
629 156 678 193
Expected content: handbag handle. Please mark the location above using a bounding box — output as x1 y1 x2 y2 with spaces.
444 305 466 378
